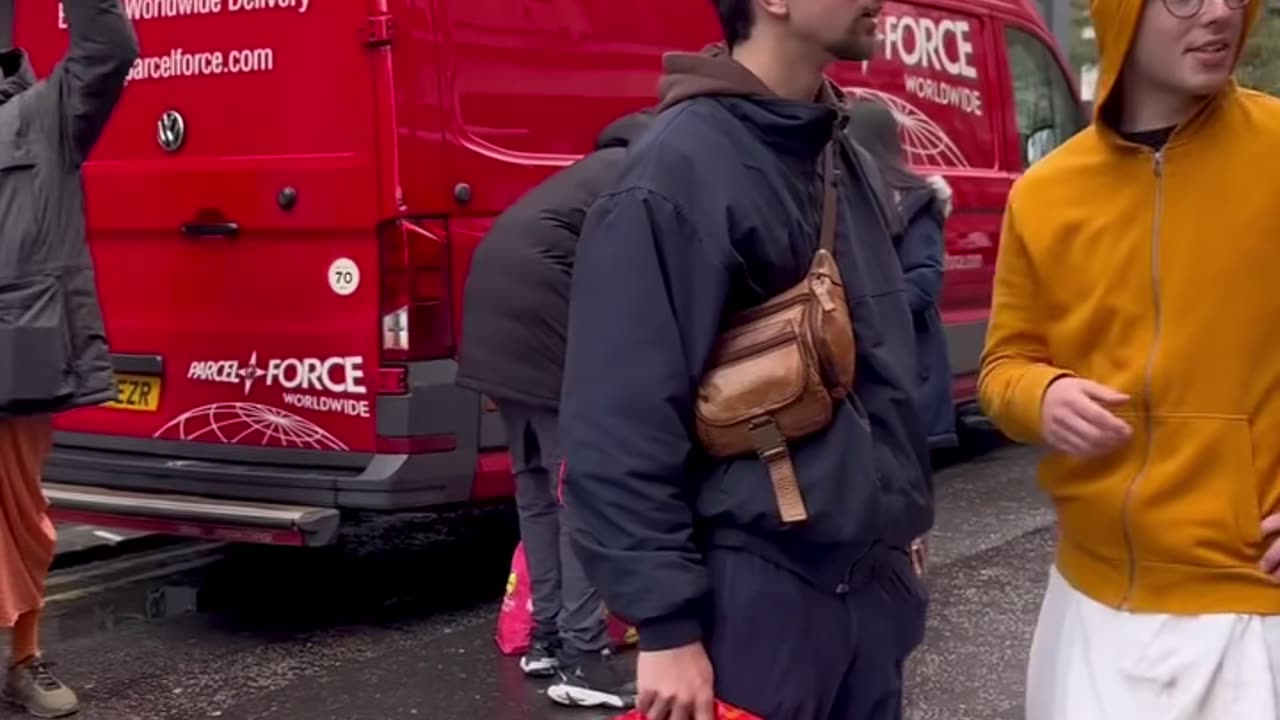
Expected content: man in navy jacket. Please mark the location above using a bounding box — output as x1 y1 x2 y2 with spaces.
560 1 934 718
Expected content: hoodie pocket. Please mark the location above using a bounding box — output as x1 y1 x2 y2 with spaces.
1136 414 1262 566
0 275 71 405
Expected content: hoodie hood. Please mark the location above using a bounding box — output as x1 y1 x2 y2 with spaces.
656 43 842 158
658 43 779 111
1090 0 1260 126
0 49 34 105
595 109 655 150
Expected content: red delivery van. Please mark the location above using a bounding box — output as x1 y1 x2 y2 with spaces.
13 0 1084 546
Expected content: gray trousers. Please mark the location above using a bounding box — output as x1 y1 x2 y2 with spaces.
500 401 609 655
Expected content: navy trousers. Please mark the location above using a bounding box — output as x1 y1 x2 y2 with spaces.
705 544 928 720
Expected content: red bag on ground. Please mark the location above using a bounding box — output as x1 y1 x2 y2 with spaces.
495 542 535 656
494 541 639 655
614 700 763 720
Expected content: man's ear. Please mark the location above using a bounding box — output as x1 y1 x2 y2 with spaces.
756 0 788 22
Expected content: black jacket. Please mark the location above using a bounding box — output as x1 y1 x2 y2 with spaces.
455 111 654 409
896 184 957 449
0 0 138 417
560 47 934 652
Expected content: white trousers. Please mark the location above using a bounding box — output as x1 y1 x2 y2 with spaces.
1026 566 1280 720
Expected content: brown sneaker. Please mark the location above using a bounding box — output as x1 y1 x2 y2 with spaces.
3 657 79 718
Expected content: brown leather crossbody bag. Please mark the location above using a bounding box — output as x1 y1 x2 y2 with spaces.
693 139 855 524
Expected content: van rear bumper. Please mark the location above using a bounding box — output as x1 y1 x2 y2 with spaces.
42 359 515 544
43 439 480 510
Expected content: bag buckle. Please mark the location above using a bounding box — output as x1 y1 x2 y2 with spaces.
747 416 808 524
748 416 787 461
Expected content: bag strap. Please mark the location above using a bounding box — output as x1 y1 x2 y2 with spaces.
818 139 838 254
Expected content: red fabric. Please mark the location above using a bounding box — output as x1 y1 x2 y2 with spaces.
495 543 534 655
614 700 763 720
494 540 638 655
0 416 56 629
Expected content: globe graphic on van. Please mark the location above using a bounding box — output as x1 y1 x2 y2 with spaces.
844 87 969 169
153 402 348 451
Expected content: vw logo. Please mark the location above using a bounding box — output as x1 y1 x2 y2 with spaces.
156 109 185 152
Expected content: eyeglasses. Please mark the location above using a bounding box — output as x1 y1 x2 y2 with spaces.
1163 0 1250 20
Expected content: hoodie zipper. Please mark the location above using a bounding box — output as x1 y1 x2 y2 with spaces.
1119 149 1164 610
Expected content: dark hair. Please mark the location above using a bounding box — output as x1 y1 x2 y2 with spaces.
711 0 754 47
845 99 928 196
846 99 937 236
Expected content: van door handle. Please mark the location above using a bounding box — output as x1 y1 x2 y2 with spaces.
181 221 239 238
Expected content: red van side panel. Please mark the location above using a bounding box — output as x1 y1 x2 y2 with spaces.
15 0 388 454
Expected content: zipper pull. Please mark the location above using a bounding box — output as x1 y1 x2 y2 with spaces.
1153 150 1164 177
811 274 837 312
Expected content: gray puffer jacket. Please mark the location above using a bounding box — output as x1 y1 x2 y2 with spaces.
0 0 138 417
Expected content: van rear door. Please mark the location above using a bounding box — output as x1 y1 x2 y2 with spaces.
15 0 388 453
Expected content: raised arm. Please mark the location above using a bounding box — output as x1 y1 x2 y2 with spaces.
29 0 139 168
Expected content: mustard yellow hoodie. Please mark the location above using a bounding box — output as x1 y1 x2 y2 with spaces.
979 0 1280 614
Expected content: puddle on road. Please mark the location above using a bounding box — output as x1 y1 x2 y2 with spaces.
40 505 520 645
43 583 203 645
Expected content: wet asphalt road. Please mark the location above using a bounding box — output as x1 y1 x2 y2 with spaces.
11 443 1052 720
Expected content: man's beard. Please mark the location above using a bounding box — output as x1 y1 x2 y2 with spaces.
828 34 875 62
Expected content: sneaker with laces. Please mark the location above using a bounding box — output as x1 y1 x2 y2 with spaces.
547 649 636 709
3 657 79 718
519 638 561 678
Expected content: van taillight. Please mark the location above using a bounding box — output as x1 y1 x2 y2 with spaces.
380 220 452 360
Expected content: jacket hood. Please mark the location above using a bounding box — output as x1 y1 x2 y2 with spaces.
658 43 779 110
897 179 949 229
595 109 655 150
657 43 842 158
0 49 34 105
923 174 952 220
1090 0 1260 125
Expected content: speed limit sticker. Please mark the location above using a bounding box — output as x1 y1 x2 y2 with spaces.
328 258 360 296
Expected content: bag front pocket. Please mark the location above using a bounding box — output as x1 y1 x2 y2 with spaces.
0 275 71 405
695 318 830 457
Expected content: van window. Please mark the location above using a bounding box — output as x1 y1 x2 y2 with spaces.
831 3 997 171
1004 27 1084 168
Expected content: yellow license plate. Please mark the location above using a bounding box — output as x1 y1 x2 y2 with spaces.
107 374 162 412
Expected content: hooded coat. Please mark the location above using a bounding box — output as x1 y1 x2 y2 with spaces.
0 0 138 418
456 111 654 410
847 100 957 449
893 183 956 450
560 46 933 651
978 0 1280 615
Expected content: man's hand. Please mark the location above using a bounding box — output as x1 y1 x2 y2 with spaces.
636 642 715 720
1040 377 1132 456
909 536 928 577
1259 514 1280 581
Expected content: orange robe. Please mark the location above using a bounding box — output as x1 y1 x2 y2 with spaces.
0 415 56 628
